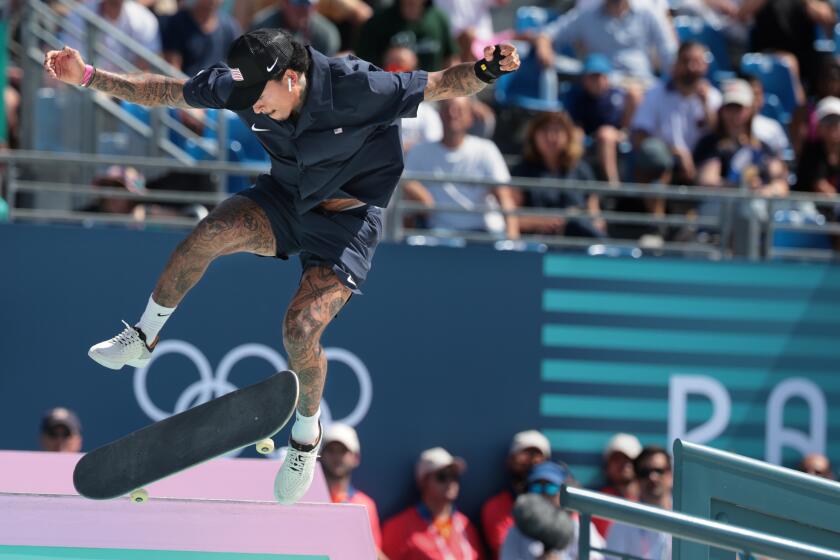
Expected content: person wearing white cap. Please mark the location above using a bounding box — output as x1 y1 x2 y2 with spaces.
692 78 789 252
320 423 385 558
382 447 483 559
593 433 642 538
796 95 840 207
481 430 551 559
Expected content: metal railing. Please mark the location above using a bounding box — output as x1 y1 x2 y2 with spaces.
673 440 840 558
3 150 840 261
16 0 227 172
561 485 840 560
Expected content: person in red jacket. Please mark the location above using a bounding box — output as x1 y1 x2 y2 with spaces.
320 423 386 558
480 430 551 559
383 447 484 559
593 432 642 538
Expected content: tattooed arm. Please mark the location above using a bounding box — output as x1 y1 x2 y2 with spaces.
88 70 189 108
44 46 191 108
424 43 520 102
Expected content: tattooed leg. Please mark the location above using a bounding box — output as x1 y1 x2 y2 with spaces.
152 196 276 307
282 266 352 416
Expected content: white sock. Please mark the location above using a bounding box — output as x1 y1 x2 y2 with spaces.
135 294 176 344
291 407 321 445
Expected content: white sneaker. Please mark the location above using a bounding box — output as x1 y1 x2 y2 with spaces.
88 321 154 370
274 425 321 505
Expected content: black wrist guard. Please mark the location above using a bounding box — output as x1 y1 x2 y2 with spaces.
474 45 508 84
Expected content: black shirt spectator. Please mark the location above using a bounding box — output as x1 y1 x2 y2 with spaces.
747 0 836 90
251 0 342 57
511 112 603 238
795 97 840 203
796 140 840 198
355 0 459 71
694 134 777 187
566 84 625 137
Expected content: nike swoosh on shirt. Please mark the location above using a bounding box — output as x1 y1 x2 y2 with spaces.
266 58 279 72
251 124 270 132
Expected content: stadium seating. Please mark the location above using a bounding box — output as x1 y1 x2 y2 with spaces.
673 15 733 84
741 53 799 124
772 209 833 251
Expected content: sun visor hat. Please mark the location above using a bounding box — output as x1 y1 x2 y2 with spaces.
223 29 294 111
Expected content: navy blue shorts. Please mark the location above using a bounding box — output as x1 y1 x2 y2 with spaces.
236 176 383 294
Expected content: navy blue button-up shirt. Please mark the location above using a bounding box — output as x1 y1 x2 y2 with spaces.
183 47 428 214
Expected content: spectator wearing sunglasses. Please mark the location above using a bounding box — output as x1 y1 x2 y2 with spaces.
382 447 484 559
482 430 552 559
605 446 672 559
501 462 605 560
39 407 83 453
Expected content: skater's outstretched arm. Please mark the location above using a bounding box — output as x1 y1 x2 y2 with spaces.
44 47 191 108
423 43 520 102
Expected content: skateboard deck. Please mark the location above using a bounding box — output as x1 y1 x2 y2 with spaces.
73 370 299 500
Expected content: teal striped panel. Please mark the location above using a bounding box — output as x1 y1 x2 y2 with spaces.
541 360 840 391
542 324 839 357
545 430 767 458
542 290 840 323
543 255 840 288
545 430 665 452
540 394 838 425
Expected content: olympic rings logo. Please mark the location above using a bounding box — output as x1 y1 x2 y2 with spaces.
132 340 373 429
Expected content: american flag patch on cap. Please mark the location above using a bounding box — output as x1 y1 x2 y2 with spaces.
230 68 244 81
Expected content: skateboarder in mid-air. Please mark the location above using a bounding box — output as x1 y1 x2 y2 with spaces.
44 29 519 505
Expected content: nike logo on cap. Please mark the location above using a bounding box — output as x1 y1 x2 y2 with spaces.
251 124 270 132
266 58 278 72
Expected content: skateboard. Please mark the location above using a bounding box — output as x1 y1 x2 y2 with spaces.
73 370 299 502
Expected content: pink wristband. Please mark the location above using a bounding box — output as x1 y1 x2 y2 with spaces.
81 64 94 87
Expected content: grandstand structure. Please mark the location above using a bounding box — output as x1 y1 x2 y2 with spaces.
4 0 840 261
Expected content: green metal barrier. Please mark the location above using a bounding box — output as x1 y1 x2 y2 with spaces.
673 440 840 559
561 486 840 560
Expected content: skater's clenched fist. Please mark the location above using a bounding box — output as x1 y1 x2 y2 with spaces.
44 47 86 86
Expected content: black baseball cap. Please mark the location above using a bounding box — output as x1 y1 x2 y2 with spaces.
224 29 295 111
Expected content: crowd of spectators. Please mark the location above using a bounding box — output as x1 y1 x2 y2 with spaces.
37 408 838 560
5 0 840 253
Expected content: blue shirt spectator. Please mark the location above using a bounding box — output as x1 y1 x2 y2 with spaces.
540 0 676 83
566 54 625 135
162 2 241 76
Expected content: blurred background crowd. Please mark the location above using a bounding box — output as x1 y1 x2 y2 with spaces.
38 406 837 559
4 0 840 255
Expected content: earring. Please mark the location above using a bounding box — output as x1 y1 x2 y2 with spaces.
288 78 292 92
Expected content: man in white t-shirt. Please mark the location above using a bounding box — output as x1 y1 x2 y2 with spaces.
62 0 162 72
631 41 721 184
403 96 519 238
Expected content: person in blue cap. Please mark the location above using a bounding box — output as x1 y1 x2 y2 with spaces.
44 29 519 506
566 53 630 186
501 462 606 559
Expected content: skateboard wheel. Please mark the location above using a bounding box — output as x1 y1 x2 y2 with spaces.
256 438 275 455
130 489 149 503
